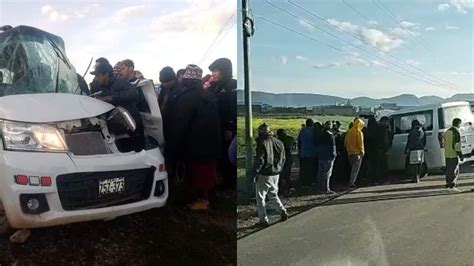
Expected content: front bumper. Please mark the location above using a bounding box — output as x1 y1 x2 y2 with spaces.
0 149 168 229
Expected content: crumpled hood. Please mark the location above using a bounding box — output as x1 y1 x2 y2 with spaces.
0 93 114 123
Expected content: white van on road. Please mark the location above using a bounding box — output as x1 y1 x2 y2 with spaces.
388 101 474 173
0 26 168 232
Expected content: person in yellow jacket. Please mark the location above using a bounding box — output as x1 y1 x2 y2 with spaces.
444 118 463 192
345 118 365 188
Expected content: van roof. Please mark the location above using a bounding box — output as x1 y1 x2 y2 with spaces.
388 101 470 116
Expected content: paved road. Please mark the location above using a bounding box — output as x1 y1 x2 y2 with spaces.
238 171 474 266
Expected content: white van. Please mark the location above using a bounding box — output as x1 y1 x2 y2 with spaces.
0 26 168 232
387 101 474 173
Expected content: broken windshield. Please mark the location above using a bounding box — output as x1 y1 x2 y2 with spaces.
0 26 79 96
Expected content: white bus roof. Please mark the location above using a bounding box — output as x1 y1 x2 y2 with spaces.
388 101 470 116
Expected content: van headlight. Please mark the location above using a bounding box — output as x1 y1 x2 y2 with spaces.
1 121 68 152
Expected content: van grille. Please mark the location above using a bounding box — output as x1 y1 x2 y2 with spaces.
56 168 155 211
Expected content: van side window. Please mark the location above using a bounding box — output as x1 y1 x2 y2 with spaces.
392 110 433 134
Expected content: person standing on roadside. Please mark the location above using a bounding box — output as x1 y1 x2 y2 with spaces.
345 118 365 188
405 120 427 183
276 129 295 196
444 118 463 192
254 123 289 227
298 119 317 187
316 121 337 194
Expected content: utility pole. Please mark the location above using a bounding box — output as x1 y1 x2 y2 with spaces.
242 0 255 192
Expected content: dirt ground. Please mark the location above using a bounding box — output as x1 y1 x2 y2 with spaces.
0 190 236 265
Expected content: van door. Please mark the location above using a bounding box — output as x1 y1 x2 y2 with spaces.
135 79 165 149
388 110 434 171
388 115 407 171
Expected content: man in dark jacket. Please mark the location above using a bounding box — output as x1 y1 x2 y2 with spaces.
276 129 295 196
208 58 237 190
379 116 393 179
316 121 337 194
254 123 289 226
166 64 221 210
90 61 144 152
405 120 427 183
158 67 182 199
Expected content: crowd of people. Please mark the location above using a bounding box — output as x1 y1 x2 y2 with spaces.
84 57 237 211
252 115 467 226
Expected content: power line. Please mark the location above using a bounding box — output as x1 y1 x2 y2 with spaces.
289 0 458 89
373 0 431 52
255 15 455 91
288 0 458 89
341 0 371 21
266 1 457 90
198 10 236 65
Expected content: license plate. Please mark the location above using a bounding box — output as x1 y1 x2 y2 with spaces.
99 177 125 196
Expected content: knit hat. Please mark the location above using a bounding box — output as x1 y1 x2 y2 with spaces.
182 64 203 80
209 58 232 79
159 66 176 83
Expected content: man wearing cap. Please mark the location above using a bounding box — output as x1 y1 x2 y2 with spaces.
254 123 289 226
167 64 221 210
90 60 145 152
208 58 237 190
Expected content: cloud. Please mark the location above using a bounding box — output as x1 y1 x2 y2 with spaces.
41 4 99 22
299 19 315 31
438 3 450 11
280 56 288 65
327 19 359 33
425 27 436 31
451 0 474 13
360 28 404 52
296 55 309 62
113 5 146 23
446 25 461 30
150 2 234 34
41 5 69 22
398 21 419 30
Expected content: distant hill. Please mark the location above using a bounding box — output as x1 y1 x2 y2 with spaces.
237 90 473 108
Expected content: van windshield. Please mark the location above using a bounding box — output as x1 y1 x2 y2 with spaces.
440 105 473 129
0 26 79 96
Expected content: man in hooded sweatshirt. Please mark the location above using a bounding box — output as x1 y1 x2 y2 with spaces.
345 118 365 188
444 118 463 192
405 120 427 183
208 58 237 190
254 123 289 226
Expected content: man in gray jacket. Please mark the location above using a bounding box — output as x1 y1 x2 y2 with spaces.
254 123 289 226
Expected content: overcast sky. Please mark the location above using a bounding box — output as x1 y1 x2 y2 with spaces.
0 0 237 84
242 0 473 98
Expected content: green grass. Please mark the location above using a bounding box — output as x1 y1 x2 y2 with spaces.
237 115 355 157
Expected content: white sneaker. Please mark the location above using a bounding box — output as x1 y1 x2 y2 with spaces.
451 187 461 193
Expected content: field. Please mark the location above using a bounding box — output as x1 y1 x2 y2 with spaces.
236 115 355 158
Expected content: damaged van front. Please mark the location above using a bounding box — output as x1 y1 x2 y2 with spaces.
0 26 167 231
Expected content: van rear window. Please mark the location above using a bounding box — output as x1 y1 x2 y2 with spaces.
438 106 473 129
392 111 433 134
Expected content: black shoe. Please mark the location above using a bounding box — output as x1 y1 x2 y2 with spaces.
257 220 270 227
280 210 289 221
